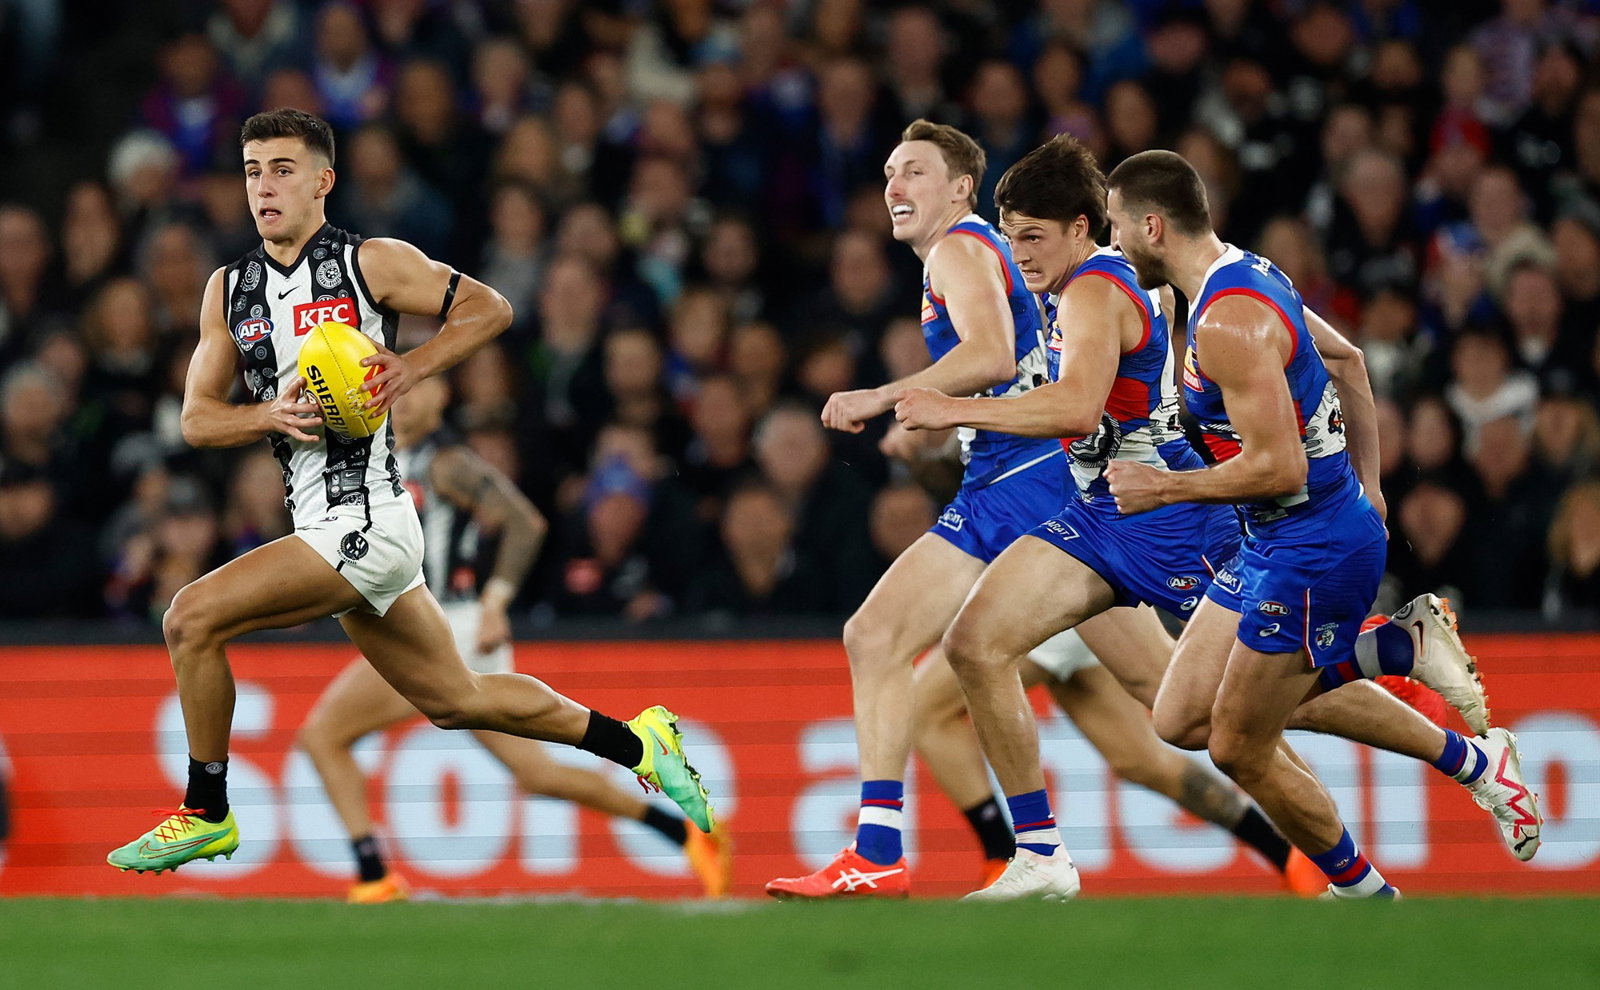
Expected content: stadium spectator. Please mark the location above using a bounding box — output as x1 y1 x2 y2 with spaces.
476 179 547 332
309 1 390 132
57 182 126 300
140 32 247 177
686 480 827 618
0 460 100 619
1545 479 1600 614
1446 326 1541 443
336 122 453 259
205 0 303 89
0 205 63 366
677 372 752 520
727 319 787 420
1465 414 1556 609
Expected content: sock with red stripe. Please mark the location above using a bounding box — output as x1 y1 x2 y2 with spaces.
855 780 904 865
1431 729 1489 783
1309 827 1396 898
1318 620 1414 691
1006 789 1062 857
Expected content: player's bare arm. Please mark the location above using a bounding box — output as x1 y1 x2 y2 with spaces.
181 267 323 446
1303 306 1385 522
821 234 1015 433
429 445 549 652
1106 295 1306 513
894 275 1135 436
354 238 513 414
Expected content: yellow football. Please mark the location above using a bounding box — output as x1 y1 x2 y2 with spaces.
296 321 387 439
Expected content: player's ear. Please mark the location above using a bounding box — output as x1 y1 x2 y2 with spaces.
954 173 973 205
316 166 336 200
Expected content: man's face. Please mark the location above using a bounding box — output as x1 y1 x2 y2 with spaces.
243 136 332 242
884 140 966 245
1106 188 1169 291
999 211 1080 295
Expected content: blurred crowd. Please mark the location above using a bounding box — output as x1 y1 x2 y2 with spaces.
1 0 1599 626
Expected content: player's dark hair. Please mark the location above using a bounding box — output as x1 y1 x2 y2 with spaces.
994 134 1107 238
901 119 986 210
1106 150 1211 236
240 108 336 166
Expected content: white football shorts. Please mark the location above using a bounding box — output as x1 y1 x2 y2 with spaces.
295 500 425 617
1025 627 1101 683
441 598 515 675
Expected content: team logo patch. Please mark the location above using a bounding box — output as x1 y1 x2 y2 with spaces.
240 261 261 291
315 259 342 289
1166 575 1202 591
339 532 369 562
1258 600 1291 616
234 317 272 344
937 508 965 532
293 296 358 335
1315 622 1339 649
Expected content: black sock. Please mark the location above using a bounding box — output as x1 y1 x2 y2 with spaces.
963 797 1016 861
353 835 387 883
184 757 229 823
577 711 644 769
641 806 689 845
1232 806 1291 871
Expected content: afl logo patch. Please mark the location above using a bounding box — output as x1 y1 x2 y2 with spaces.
234 317 273 343
339 532 369 562
1166 575 1201 591
316 259 342 289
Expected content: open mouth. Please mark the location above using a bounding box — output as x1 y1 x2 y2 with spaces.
889 203 914 222
258 207 281 223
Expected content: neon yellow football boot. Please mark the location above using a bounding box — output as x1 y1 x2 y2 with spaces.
106 807 240 874
627 705 715 833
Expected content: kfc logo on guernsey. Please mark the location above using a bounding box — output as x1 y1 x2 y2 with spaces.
293 297 359 335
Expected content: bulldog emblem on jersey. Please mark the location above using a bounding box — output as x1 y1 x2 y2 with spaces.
1315 622 1339 650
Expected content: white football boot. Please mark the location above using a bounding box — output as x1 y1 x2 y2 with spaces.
1464 727 1542 862
1392 594 1490 734
962 848 1081 902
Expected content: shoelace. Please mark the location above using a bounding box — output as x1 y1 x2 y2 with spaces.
151 807 208 843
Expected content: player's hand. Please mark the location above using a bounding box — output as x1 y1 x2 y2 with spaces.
878 421 924 461
265 374 323 442
358 342 416 415
892 387 958 431
475 603 511 655
821 387 890 434
1104 460 1168 515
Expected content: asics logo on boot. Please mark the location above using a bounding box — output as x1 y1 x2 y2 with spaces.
831 866 903 892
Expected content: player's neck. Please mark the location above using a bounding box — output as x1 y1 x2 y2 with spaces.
912 205 974 261
261 216 326 268
1168 232 1228 300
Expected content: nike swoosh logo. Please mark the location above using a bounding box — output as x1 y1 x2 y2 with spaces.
658 736 671 757
138 832 227 858
278 288 294 299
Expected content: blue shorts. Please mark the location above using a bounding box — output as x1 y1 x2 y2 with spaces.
1205 496 1386 664
929 456 1067 564
1028 498 1238 617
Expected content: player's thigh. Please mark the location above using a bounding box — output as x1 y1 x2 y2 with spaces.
1211 640 1323 763
169 535 365 640
1050 664 1171 764
1151 597 1241 748
846 532 987 656
301 656 420 745
1074 605 1175 709
946 535 1116 663
340 584 478 716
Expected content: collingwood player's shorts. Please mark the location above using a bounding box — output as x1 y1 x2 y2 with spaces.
1025 628 1100 682
440 599 516 674
295 501 425 616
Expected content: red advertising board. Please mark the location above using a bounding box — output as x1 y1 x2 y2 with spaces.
0 635 1595 898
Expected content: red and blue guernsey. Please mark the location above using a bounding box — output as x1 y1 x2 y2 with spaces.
1184 245 1386 663
921 215 1059 489
1045 249 1194 511
1182 246 1358 527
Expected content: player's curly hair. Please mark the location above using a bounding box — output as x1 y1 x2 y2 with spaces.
994 134 1107 237
240 108 336 166
901 119 986 210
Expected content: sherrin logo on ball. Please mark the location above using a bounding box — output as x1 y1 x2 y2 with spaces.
296 321 386 439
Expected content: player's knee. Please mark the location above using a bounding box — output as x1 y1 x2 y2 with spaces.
940 620 994 677
1152 703 1209 751
1206 728 1266 783
162 584 221 653
841 610 892 669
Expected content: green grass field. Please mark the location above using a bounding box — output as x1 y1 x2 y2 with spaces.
3 897 1596 988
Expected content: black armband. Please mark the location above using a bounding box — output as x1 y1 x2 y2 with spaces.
438 270 462 319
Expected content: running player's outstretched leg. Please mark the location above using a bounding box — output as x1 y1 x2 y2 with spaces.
343 586 715 833
472 730 733 897
767 535 984 900
944 537 1113 901
108 537 367 875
